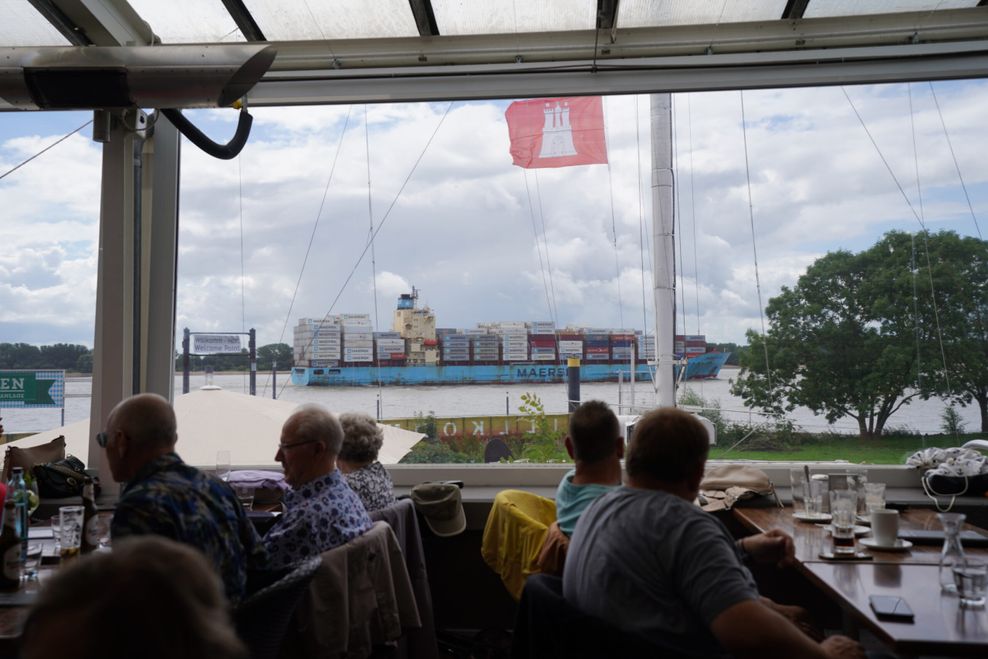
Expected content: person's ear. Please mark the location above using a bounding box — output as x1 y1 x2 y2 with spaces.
564 436 575 460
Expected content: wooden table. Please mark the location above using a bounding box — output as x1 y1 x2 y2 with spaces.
735 505 988 656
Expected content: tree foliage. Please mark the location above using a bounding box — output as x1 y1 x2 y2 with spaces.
0 342 92 372
732 230 988 437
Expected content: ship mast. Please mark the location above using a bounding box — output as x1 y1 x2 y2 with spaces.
650 94 676 407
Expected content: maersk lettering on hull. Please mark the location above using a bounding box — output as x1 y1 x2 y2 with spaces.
291 352 730 387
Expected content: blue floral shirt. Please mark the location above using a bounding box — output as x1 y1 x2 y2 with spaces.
110 452 268 603
263 469 372 569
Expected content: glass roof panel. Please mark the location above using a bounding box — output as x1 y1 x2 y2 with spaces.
244 0 419 40
0 0 71 46
620 0 789 28
433 0 596 35
804 0 978 18
128 0 244 43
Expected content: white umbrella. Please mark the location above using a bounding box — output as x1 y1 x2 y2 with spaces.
7 389 425 469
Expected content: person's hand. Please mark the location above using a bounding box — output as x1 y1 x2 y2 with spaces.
741 528 796 568
820 634 865 659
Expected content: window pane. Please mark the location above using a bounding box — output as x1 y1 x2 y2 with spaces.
128 0 245 43
432 0 596 35
244 0 418 40
0 0 71 46
620 0 789 28
804 0 978 18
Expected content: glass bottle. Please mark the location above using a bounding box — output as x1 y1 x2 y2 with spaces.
81 479 100 553
5 468 28 564
0 500 22 590
938 512 967 594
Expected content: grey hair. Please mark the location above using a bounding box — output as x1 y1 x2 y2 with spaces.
338 412 384 464
287 403 343 454
21 536 246 659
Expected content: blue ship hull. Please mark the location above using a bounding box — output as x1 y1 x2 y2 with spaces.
291 352 730 386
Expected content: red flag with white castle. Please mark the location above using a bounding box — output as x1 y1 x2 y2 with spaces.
505 96 608 169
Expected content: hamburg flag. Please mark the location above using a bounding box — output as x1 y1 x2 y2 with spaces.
505 96 608 169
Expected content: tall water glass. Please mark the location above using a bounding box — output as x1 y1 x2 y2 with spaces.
215 450 231 482
864 483 886 512
789 467 807 514
830 490 858 555
954 558 987 608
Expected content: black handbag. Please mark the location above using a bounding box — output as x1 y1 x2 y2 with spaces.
32 455 89 499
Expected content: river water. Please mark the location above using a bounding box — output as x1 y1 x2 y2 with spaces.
0 369 981 436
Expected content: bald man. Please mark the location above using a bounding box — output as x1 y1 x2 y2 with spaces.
101 393 267 603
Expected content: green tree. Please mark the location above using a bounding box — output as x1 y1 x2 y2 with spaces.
75 351 93 374
732 235 924 437
257 343 292 371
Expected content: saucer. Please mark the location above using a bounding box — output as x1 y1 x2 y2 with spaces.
794 512 832 523
856 515 872 525
860 538 913 552
818 551 873 561
823 524 870 536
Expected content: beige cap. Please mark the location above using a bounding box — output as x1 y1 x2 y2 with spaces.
410 482 466 537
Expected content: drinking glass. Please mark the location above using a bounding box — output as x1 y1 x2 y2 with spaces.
953 558 987 608
58 505 84 560
806 478 825 516
864 482 886 512
215 450 232 482
234 484 255 511
830 490 858 555
789 467 807 514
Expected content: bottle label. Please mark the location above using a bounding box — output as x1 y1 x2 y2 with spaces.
2 545 20 582
84 516 101 547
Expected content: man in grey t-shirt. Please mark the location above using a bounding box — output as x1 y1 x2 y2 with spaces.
563 407 863 659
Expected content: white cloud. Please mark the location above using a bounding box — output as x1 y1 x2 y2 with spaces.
2 81 987 349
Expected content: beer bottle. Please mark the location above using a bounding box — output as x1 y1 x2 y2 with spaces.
81 479 100 553
0 500 23 590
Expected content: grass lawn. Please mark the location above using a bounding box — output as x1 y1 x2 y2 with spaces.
708 434 977 464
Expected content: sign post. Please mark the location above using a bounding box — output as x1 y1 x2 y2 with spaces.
181 330 257 395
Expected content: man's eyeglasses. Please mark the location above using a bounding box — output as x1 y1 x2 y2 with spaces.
277 439 319 452
96 431 109 448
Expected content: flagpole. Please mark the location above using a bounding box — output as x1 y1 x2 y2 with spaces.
650 93 676 408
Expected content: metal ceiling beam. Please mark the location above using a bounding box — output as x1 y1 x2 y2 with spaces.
263 7 988 71
26 0 92 45
249 41 988 106
42 0 153 46
220 0 266 42
407 0 439 37
782 0 810 20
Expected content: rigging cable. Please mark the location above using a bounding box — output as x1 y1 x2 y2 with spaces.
687 94 702 338
634 97 650 338
364 105 384 409
237 150 248 393
0 121 92 181
277 102 455 399
533 171 560 326
603 97 626 328
842 86 952 400
928 83 983 239
673 97 689 362
739 90 773 391
522 171 556 326
262 105 354 397
907 84 924 392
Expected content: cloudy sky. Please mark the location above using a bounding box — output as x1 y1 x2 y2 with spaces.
1 79 986 349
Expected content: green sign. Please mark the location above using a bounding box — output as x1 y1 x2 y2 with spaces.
0 371 65 409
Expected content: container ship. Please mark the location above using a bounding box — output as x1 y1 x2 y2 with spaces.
290 290 730 387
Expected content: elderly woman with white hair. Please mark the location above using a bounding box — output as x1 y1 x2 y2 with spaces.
338 412 397 512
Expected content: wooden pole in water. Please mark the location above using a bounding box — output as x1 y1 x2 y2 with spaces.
567 357 581 413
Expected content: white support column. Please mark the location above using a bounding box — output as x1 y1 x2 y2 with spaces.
650 93 676 408
141 116 180 400
88 110 139 487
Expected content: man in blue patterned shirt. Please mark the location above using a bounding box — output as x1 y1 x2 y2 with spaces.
263 404 372 569
103 393 267 603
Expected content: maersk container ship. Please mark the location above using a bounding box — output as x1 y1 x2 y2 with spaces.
290 290 730 387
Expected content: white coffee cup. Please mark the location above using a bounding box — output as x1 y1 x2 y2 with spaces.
871 509 899 546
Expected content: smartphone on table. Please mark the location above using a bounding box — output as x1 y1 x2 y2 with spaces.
869 595 914 622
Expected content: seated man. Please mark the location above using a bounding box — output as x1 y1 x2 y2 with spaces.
264 404 372 569
104 393 266 604
556 400 624 537
563 407 863 659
